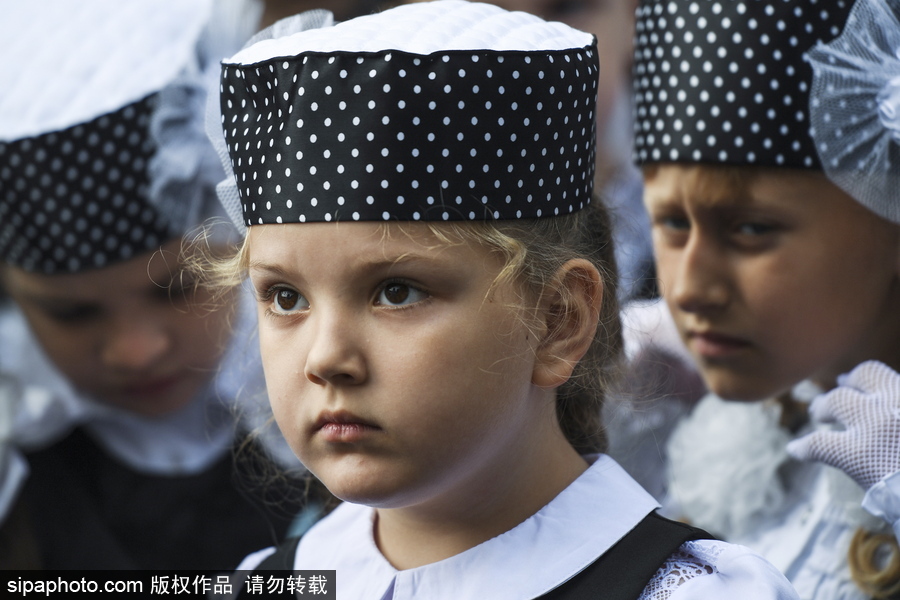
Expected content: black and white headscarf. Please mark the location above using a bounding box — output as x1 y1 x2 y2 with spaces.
0 0 231 274
213 1 599 228
632 0 852 169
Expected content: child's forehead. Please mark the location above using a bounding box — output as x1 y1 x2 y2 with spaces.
246 220 482 260
642 163 877 226
244 220 519 292
643 164 752 205
5 238 184 300
645 164 830 203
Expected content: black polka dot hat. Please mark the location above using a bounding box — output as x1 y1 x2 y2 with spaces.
0 0 227 274
633 0 852 169
806 0 900 225
215 0 599 227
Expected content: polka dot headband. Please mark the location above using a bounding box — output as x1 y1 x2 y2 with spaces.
216 1 599 226
633 0 852 169
0 0 228 274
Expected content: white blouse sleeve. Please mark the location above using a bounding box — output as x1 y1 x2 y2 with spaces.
863 469 900 541
640 540 799 600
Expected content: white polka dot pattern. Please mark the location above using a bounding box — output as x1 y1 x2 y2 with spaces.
0 95 174 273
633 0 851 168
220 46 598 225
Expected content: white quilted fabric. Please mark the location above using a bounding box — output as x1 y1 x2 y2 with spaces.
0 0 213 141
226 0 593 65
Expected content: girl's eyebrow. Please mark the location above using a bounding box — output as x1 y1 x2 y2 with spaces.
248 261 291 278
248 253 436 276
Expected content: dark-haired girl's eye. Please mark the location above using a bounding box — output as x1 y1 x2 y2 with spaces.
270 288 309 314
376 282 428 307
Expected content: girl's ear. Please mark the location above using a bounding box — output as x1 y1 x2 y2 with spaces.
532 258 603 389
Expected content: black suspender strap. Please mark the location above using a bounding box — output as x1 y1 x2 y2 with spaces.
536 511 713 600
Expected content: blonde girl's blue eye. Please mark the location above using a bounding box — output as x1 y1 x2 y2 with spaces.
271 288 309 314
377 282 428 307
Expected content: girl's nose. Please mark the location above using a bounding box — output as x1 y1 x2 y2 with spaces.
304 313 367 386
669 234 730 314
101 320 171 372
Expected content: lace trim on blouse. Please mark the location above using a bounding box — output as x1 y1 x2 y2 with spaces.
638 541 718 600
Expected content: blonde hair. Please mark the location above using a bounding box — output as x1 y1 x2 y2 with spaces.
849 530 900 599
189 198 623 455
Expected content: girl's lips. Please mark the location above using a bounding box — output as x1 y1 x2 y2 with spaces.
313 410 381 443
688 331 751 359
120 373 183 396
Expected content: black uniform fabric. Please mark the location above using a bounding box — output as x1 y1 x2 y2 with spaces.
19 427 303 570
536 512 711 600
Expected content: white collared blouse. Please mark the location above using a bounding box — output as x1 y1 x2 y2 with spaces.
238 455 798 600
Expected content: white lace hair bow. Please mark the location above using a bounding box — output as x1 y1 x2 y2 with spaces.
807 0 900 225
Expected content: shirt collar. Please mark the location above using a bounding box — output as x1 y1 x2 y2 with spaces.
295 454 660 600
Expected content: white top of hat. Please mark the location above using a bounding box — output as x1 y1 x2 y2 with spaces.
226 0 593 66
0 0 213 141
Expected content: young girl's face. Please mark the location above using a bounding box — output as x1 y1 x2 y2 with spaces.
644 165 900 401
247 222 552 508
3 239 236 416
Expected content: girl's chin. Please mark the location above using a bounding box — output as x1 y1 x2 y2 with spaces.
306 451 451 509
313 469 427 510
309 465 398 506
322 483 405 508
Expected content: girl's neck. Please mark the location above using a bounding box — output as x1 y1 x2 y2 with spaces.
372 428 588 570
